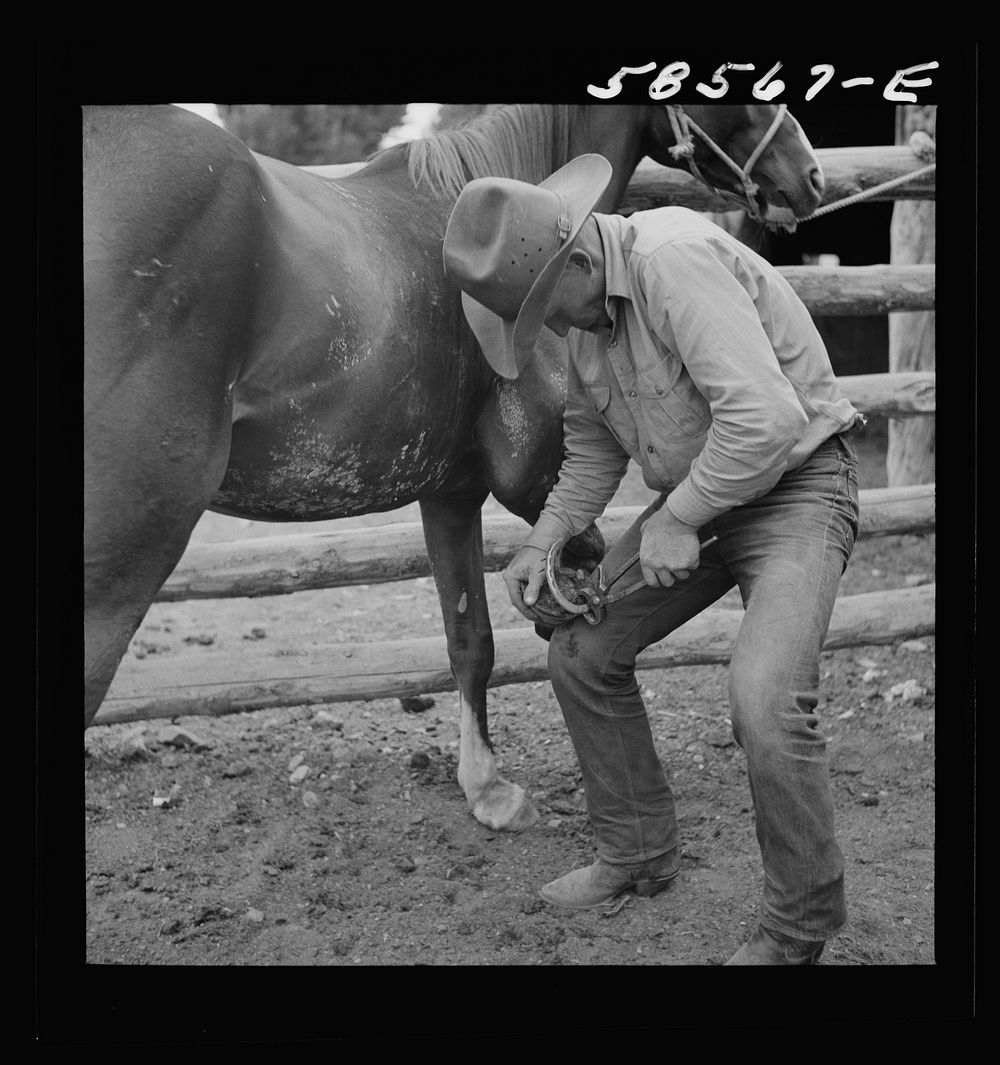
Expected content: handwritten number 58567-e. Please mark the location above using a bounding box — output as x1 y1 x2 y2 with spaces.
586 60 939 103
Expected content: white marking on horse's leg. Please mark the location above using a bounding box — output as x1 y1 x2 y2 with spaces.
456 690 539 832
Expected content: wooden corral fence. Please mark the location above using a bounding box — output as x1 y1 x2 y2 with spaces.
93 140 936 727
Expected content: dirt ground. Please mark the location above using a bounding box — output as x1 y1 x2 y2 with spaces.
81 426 946 982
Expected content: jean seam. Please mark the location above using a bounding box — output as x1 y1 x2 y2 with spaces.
594 634 654 859
595 676 648 859
592 563 730 862
757 449 849 933
782 448 848 692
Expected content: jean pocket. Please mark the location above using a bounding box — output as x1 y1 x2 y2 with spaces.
834 452 861 555
834 430 860 465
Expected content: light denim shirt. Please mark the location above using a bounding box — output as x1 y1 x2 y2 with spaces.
524 207 861 551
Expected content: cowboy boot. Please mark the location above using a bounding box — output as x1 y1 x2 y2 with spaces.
725 924 825 965
539 850 680 911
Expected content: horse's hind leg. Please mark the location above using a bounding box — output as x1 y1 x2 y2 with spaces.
84 107 262 725
84 370 233 726
420 489 539 832
84 279 237 727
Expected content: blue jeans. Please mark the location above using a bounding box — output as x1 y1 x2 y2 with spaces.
547 433 860 941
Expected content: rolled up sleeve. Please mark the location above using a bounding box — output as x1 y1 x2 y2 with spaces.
641 239 808 527
523 354 631 550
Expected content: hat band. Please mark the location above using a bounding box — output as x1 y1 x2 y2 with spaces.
555 194 571 242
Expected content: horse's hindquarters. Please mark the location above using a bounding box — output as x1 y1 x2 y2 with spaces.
84 106 267 721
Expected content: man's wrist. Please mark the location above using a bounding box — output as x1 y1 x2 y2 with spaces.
657 499 700 531
523 517 574 553
664 487 717 530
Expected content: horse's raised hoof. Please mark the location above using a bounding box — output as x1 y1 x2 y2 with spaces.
562 523 605 575
470 779 540 832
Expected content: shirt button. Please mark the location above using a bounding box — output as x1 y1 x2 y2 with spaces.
628 390 637 399
655 386 664 395
609 339 617 348
647 445 655 453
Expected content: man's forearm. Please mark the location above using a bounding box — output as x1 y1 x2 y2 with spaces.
523 443 629 550
665 396 808 528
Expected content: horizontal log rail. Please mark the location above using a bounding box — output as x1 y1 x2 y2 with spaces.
838 372 935 417
619 145 936 214
779 265 934 315
159 484 934 603
96 585 934 726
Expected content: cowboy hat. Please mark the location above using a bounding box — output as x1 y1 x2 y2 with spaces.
442 153 613 379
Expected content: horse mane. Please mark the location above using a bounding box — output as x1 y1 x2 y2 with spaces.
370 105 577 199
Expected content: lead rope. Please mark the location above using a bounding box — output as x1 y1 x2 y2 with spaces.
797 163 936 222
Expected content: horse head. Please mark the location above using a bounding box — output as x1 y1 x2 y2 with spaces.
642 103 824 229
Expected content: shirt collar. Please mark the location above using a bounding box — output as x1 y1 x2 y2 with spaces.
593 212 633 343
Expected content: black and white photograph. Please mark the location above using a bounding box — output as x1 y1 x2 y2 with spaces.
39 44 976 1041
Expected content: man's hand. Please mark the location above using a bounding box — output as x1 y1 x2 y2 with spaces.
503 544 550 620
640 508 702 588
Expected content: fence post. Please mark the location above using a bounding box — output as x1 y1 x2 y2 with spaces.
888 106 936 486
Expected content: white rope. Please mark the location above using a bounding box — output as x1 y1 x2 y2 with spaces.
799 163 936 222
665 105 788 223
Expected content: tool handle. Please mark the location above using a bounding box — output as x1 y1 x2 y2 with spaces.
598 534 720 604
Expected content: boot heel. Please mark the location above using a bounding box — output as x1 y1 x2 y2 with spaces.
634 874 677 898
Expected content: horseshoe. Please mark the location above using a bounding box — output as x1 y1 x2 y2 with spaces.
540 532 720 628
542 540 609 625
544 540 592 617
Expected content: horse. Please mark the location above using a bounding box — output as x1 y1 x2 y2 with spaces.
84 102 824 833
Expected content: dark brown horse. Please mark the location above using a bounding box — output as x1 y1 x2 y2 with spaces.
84 103 824 831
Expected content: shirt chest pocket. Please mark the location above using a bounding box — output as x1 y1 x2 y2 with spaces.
634 362 712 437
586 384 637 454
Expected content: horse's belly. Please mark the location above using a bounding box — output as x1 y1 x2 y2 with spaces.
212 419 459 521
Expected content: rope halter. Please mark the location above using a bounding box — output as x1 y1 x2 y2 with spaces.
666 104 790 224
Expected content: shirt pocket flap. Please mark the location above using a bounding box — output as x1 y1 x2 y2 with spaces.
635 365 711 435
588 385 612 414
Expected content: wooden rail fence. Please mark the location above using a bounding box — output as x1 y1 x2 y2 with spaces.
96 586 934 726
98 465 935 726
156 482 934 603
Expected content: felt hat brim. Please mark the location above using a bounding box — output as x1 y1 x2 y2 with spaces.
448 154 613 379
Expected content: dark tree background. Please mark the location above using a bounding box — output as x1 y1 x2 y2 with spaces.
218 104 408 164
